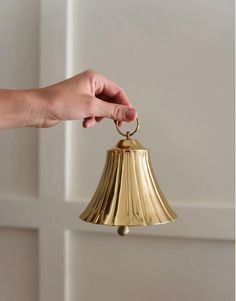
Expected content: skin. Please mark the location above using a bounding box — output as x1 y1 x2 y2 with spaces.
0 69 137 129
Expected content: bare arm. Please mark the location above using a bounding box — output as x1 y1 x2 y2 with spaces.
0 70 137 129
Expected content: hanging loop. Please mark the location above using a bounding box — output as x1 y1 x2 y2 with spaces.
115 119 140 138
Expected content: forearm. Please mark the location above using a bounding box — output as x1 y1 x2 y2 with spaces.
0 70 136 130
0 89 45 129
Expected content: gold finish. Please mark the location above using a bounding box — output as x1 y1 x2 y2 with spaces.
118 226 130 236
115 118 140 139
80 119 177 235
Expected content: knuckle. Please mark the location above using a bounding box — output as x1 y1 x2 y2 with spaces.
87 98 95 116
118 87 125 95
84 69 96 78
113 105 122 120
84 69 101 95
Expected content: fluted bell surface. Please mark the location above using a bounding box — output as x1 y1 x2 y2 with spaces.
80 138 177 227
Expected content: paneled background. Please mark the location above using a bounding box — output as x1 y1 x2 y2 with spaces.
0 0 39 198
0 1 39 300
0 1 234 301
68 0 234 206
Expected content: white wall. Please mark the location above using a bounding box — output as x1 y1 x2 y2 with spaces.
68 232 234 301
0 1 39 300
69 0 234 207
0 1 234 301
0 227 38 301
0 0 39 198
67 1 234 300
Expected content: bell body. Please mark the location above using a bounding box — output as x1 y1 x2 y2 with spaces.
80 138 177 228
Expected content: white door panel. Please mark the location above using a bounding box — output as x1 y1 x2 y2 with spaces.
0 1 234 301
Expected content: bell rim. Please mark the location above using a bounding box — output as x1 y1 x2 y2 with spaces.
79 214 177 227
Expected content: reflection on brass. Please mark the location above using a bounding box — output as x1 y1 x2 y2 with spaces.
118 226 130 236
80 119 177 236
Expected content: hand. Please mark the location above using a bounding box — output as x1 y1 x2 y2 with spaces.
34 69 137 128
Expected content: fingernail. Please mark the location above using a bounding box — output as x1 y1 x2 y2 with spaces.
125 108 136 121
86 121 91 128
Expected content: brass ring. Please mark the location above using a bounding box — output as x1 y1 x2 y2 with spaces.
115 118 140 138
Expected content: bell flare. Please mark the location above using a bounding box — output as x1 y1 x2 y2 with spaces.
80 140 177 228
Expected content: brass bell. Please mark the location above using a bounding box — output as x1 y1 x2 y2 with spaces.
80 119 177 236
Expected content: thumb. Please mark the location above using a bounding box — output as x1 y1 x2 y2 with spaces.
92 98 137 122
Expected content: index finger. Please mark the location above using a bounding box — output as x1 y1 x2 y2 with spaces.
96 76 133 107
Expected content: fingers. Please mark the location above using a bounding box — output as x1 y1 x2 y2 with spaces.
95 117 103 122
82 100 137 128
81 70 138 128
87 97 137 122
83 117 96 128
94 74 132 107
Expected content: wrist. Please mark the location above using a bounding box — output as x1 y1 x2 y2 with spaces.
24 89 48 128
0 89 37 129
27 87 61 128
